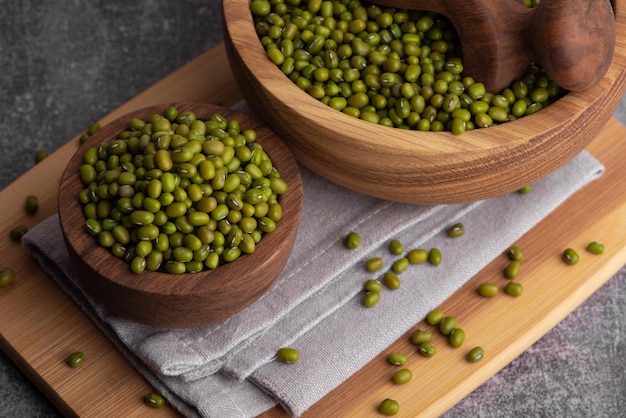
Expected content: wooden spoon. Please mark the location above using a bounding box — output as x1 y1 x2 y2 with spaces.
369 0 616 92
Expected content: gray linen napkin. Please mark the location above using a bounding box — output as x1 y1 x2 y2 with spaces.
23 143 603 416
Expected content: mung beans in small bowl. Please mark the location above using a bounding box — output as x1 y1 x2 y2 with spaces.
58 103 303 328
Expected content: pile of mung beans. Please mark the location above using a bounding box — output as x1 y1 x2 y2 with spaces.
77 107 287 274
250 0 564 134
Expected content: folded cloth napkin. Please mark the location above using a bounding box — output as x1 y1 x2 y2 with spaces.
23 134 603 417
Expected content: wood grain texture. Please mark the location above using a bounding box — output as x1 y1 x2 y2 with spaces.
58 103 303 328
0 42 625 418
369 0 615 91
223 0 625 204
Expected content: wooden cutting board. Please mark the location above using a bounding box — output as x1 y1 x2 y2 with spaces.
1 43 625 418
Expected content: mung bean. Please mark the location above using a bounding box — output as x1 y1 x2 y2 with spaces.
392 368 412 385
428 248 442 266
508 245 524 262
562 248 580 265
378 398 400 416
363 291 381 308
466 346 485 363
410 329 432 345
9 225 28 241
0 268 16 288
365 257 384 272
407 248 428 264
25 195 39 214
383 271 401 290
417 342 437 357
144 393 166 409
388 239 404 255
66 351 86 368
586 241 605 255
449 328 465 348
387 353 407 366
345 231 361 249
277 347 299 364
504 261 521 279
446 223 465 238
426 308 444 326
439 316 458 335
477 283 499 297
364 279 383 293
505 281 523 297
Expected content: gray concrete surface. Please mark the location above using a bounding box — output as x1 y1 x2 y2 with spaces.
0 1 624 417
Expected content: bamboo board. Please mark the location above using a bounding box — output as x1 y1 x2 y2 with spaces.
0 43 625 417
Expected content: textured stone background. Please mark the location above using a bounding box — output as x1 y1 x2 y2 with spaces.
0 1 625 417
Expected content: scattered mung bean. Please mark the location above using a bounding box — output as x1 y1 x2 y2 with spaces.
466 346 485 363
508 245 524 262
25 194 39 214
345 231 361 249
0 268 16 288
410 329 432 345
449 328 465 348
387 352 408 366
66 351 86 368
391 257 409 274
277 347 299 364
504 261 521 279
562 248 580 265
426 308 444 326
439 316 458 335
364 279 383 293
586 241 605 255
477 283 499 297
505 281 523 297
407 249 428 264
383 271 401 290
417 342 437 357
388 239 404 255
378 398 400 416
365 257 384 272
446 223 465 238
35 149 48 163
144 393 166 409
392 368 412 385
428 248 442 266
363 291 381 308
9 225 28 241
518 185 533 194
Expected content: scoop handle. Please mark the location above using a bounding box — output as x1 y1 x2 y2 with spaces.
367 0 615 91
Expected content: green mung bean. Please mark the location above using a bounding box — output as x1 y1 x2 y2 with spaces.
9 225 28 241
439 316 458 335
477 283 499 297
363 291 381 308
446 223 465 238
504 261 521 279
388 239 404 255
144 393 166 409
25 195 39 214
387 352 408 366
66 351 86 368
407 249 428 264
426 308 444 326
365 257 384 272
449 328 465 348
466 346 485 363
410 329 432 345
277 347 299 364
505 281 523 297
428 248 442 266
0 268 16 288
508 245 524 262
364 279 383 293
518 185 533 194
383 271 401 290
392 368 412 385
586 241 605 255
378 399 400 416
391 257 409 274
418 342 437 357
345 231 361 249
562 248 580 265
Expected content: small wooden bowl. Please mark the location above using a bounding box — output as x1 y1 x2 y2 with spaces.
58 103 303 328
222 0 626 204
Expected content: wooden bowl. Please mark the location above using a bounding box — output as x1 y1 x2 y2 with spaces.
222 0 626 204
58 103 303 328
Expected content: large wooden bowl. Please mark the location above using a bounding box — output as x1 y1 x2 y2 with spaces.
58 103 303 328
222 0 626 204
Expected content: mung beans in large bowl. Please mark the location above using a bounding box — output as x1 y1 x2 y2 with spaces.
222 0 626 204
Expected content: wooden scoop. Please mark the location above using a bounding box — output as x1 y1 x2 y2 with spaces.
369 0 616 92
